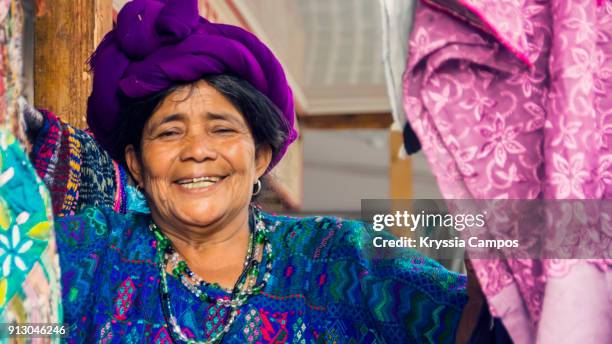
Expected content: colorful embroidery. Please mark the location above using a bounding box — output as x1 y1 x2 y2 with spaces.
51 208 466 343
114 277 136 320
0 128 62 342
31 110 130 215
62 125 82 215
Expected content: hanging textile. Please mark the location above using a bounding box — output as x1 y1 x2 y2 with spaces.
403 0 611 343
0 0 27 146
0 1 62 334
0 129 63 340
379 0 415 128
379 0 423 155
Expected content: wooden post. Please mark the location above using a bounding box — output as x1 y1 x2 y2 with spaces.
34 0 112 128
389 127 412 199
389 126 412 237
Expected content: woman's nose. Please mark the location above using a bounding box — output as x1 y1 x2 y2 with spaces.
179 134 218 162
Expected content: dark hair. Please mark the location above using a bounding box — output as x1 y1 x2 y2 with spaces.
116 74 290 168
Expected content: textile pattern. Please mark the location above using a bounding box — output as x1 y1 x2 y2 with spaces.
0 0 27 146
0 128 62 342
30 110 128 216
53 207 467 343
404 0 611 342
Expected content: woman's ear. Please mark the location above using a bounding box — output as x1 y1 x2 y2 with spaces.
125 145 144 187
254 145 273 179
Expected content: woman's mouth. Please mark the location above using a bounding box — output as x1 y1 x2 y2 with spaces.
176 176 225 189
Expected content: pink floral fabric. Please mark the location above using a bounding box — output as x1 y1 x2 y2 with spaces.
403 0 611 342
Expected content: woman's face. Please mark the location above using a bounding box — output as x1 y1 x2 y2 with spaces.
125 80 271 230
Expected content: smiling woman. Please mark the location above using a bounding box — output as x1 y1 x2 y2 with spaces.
122 77 283 290
128 79 271 227
4 0 471 343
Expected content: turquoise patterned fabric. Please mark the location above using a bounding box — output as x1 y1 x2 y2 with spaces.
0 128 62 341
55 207 467 343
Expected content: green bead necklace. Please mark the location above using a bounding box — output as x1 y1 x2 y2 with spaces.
150 206 273 343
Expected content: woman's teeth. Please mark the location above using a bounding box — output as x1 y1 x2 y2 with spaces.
177 177 222 189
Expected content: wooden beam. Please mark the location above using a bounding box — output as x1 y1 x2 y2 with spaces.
299 112 393 130
389 128 412 198
388 128 412 238
34 0 112 128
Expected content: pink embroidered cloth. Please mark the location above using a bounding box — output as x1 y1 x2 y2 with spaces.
403 0 611 342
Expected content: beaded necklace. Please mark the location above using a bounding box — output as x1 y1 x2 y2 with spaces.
149 207 273 344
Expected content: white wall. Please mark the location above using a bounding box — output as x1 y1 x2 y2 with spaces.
302 129 442 213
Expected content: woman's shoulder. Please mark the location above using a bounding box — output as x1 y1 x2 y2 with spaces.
262 212 370 260
262 211 466 293
55 206 149 249
263 212 365 232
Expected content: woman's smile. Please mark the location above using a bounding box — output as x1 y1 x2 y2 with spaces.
174 175 228 191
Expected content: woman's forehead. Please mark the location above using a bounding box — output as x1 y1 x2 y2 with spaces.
151 81 243 122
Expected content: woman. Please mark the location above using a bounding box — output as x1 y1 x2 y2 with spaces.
2 0 469 342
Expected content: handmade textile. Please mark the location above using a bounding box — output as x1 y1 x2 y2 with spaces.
379 0 416 129
380 0 422 156
30 110 129 216
0 128 62 340
0 0 27 146
403 0 611 342
87 0 297 169
55 209 466 343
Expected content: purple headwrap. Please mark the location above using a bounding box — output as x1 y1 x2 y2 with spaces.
87 0 297 170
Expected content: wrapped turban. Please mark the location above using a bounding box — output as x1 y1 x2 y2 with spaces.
86 0 297 170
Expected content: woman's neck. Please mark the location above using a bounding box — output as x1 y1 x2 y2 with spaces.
151 207 251 289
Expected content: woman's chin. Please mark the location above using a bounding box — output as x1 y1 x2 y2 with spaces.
174 207 225 227
169 197 236 226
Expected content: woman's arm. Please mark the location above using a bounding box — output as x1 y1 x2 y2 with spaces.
352 221 510 343
319 219 467 343
25 107 129 216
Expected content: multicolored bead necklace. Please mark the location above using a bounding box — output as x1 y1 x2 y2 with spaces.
149 206 273 344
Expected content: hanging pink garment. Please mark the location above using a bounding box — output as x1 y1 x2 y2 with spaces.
403 0 611 342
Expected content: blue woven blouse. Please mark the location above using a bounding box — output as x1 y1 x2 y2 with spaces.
56 207 467 343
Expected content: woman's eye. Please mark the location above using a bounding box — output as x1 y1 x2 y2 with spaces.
213 127 236 134
158 130 180 137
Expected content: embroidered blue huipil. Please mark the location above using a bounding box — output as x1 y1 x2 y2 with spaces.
54 206 467 343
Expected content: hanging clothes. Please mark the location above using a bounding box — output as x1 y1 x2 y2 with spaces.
0 1 62 334
403 0 611 343
379 0 416 129
0 130 63 338
0 0 27 145
379 0 422 155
